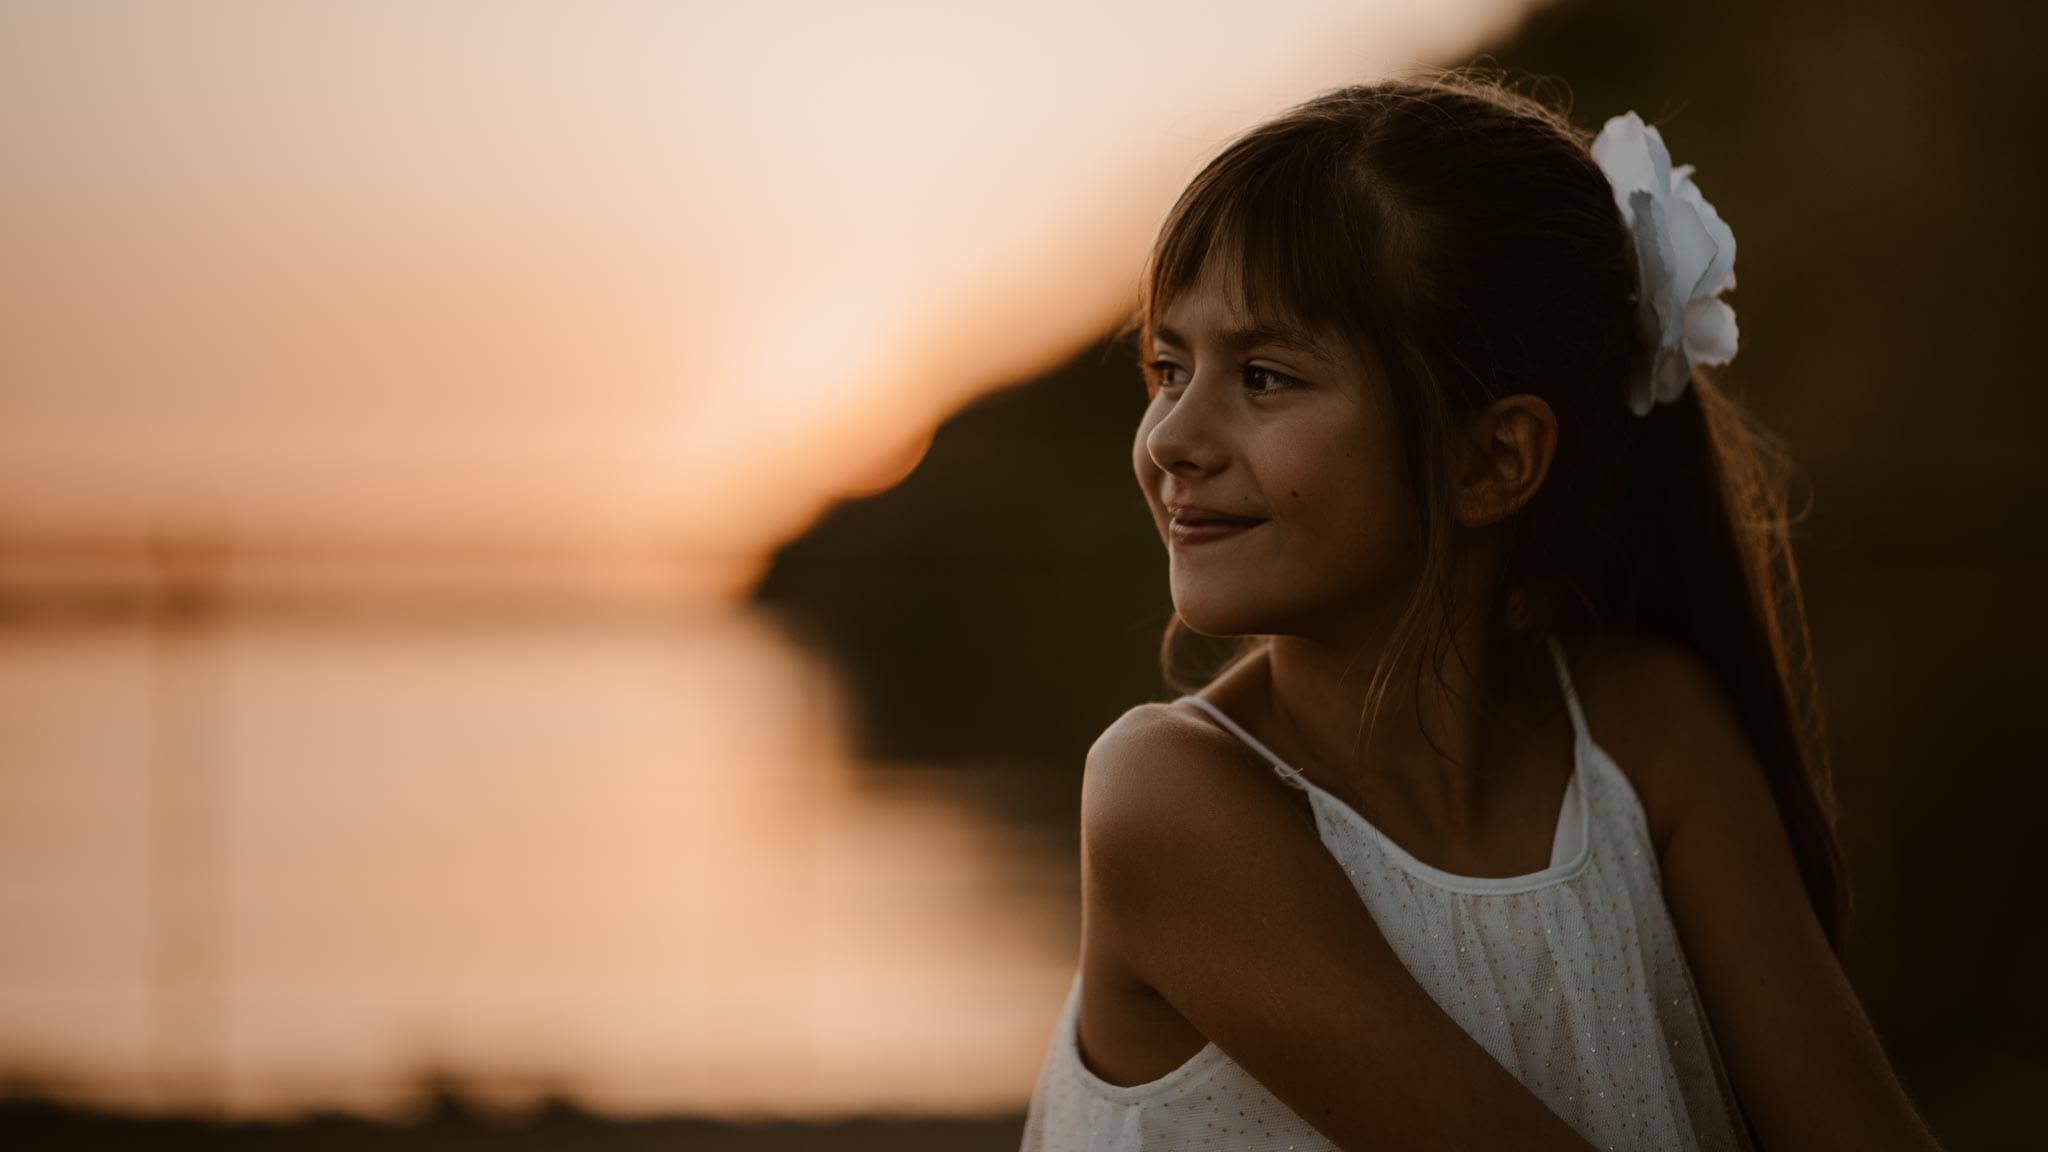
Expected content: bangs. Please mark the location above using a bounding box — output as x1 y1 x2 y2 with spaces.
1142 129 1380 366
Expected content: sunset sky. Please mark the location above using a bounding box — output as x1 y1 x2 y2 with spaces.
0 0 1546 602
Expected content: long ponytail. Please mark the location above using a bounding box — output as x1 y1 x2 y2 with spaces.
1604 367 1852 953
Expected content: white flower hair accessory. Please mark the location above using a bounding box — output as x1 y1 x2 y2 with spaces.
1591 111 1739 416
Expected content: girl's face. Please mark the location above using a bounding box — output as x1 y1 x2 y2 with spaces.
1133 251 1419 642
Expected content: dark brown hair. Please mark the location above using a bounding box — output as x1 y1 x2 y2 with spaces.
1120 65 1851 954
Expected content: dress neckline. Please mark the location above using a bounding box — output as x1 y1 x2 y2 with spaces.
1172 636 1596 894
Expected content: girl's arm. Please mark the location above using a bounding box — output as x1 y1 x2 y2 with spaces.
1621 640 1947 1151
1081 704 1599 1152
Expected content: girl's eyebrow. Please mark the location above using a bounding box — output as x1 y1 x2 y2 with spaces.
1152 322 1331 361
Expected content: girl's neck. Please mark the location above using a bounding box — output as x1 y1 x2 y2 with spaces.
1217 626 1563 839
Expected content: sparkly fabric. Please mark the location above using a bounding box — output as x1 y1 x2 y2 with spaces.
1019 636 1753 1151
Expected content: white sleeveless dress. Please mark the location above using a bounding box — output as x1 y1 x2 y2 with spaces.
1019 635 1754 1151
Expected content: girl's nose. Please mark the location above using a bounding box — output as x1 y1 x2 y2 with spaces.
1145 372 1233 476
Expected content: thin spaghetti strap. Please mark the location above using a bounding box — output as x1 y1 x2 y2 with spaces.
1173 695 1311 792
1546 635 1590 745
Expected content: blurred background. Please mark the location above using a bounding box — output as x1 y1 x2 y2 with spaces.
1 0 2040 1148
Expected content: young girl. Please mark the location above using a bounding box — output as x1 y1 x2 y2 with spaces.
1019 69 1945 1151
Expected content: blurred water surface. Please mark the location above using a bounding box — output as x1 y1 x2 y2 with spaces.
0 606 1078 1122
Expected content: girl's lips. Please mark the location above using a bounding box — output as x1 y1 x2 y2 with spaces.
1169 517 1266 547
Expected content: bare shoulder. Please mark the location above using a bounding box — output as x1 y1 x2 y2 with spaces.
1079 700 1322 943
1561 626 1743 858
1081 697 1332 904
1082 700 1310 849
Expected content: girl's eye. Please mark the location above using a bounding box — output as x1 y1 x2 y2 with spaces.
1243 366 1300 396
1143 361 1300 397
1143 359 1181 393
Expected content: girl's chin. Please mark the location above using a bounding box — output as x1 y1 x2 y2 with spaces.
1168 601 1269 639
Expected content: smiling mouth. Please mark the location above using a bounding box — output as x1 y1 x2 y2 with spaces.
1169 517 1266 546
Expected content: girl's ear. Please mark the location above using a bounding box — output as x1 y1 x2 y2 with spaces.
1453 394 1556 529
